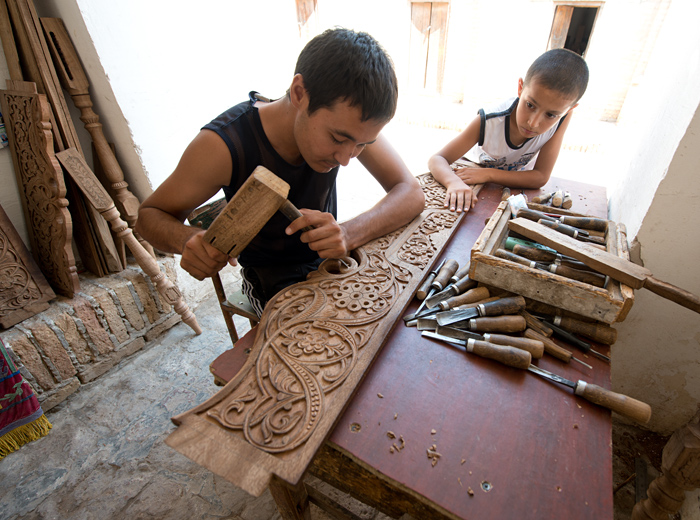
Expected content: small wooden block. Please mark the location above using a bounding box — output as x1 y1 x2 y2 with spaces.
203 166 290 257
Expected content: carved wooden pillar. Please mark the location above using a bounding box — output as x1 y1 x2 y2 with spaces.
632 409 700 520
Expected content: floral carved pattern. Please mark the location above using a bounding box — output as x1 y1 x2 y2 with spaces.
166 172 467 496
0 87 79 297
0 203 55 328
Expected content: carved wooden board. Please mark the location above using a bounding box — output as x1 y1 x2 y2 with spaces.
0 83 80 297
166 174 466 496
0 202 55 328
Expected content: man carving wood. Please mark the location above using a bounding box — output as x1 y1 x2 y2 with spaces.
136 28 425 316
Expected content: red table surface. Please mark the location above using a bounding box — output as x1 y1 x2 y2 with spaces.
328 179 613 520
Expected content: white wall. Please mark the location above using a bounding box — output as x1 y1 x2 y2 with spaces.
609 0 700 434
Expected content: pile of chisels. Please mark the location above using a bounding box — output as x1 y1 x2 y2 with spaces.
404 255 653 424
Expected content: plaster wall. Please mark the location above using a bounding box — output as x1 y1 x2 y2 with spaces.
609 0 700 435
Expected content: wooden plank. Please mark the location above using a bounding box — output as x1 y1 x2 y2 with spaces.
0 82 79 297
407 2 431 91
424 2 448 93
508 217 652 288
165 173 464 496
0 202 55 328
548 5 574 50
0 0 22 80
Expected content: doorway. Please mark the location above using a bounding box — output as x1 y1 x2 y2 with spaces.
548 4 600 57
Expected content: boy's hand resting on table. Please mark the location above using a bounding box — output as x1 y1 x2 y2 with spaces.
443 178 479 213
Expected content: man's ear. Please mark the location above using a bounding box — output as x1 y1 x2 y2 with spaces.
517 77 524 97
289 74 308 110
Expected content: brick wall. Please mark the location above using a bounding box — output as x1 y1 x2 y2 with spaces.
0 257 183 411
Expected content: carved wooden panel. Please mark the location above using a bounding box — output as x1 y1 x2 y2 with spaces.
0 202 55 328
0 83 79 297
165 174 466 496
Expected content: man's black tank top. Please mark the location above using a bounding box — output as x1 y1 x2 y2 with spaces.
202 91 338 267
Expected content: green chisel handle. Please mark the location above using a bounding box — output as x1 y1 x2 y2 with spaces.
574 381 652 424
466 339 532 369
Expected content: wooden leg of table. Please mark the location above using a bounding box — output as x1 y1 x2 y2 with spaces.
269 477 312 520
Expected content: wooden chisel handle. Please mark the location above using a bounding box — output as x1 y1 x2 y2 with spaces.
432 259 460 291
512 244 598 273
553 316 617 345
524 328 573 363
450 263 471 284
479 295 527 317
520 310 553 337
452 274 478 295
575 381 652 424
483 333 544 359
279 200 314 232
550 264 607 287
466 339 532 369
439 286 490 310
643 276 700 315
416 259 445 300
560 216 608 232
516 207 556 223
467 315 526 333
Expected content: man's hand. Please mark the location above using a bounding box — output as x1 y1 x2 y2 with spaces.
286 209 349 259
180 230 236 280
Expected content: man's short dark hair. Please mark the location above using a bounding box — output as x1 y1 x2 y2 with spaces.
294 28 398 123
524 48 590 103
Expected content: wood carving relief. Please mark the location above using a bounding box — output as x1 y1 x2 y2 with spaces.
0 203 56 328
166 173 468 496
0 84 79 297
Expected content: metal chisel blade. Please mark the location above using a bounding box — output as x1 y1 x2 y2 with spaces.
526 364 576 389
424 286 456 309
436 306 480 326
435 325 484 342
421 331 467 347
416 317 438 331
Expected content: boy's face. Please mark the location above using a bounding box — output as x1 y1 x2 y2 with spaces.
513 78 578 142
291 77 386 173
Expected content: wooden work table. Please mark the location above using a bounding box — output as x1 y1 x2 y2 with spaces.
211 178 613 520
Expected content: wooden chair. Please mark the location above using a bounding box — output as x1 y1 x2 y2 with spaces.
187 199 260 348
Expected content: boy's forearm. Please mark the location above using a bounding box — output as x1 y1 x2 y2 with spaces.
478 168 550 189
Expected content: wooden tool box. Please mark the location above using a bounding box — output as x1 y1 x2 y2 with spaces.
469 201 634 324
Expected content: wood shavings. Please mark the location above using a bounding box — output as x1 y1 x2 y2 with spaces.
573 423 579 429
387 431 396 439
461 459 466 465
394 413 398 420
467 487 474 496
377 393 384 398
431 429 437 435
388 433 405 454
427 444 442 466
458 477 463 487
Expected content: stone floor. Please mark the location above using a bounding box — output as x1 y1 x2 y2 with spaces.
0 121 686 519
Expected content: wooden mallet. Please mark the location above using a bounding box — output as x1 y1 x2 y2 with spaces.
203 166 310 258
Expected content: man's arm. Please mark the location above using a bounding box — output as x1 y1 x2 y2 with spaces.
136 130 233 280
286 134 424 258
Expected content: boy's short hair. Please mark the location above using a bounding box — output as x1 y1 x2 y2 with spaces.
294 28 398 123
524 48 589 103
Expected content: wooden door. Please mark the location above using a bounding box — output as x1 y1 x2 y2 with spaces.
408 2 449 94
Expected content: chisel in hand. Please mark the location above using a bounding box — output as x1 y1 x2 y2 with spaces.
527 364 651 424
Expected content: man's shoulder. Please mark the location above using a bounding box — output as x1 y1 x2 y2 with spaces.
203 92 260 131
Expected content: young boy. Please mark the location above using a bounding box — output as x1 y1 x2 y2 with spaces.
136 28 424 316
428 48 589 213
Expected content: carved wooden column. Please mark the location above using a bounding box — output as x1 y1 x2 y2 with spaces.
56 148 202 336
0 83 80 297
632 409 700 520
